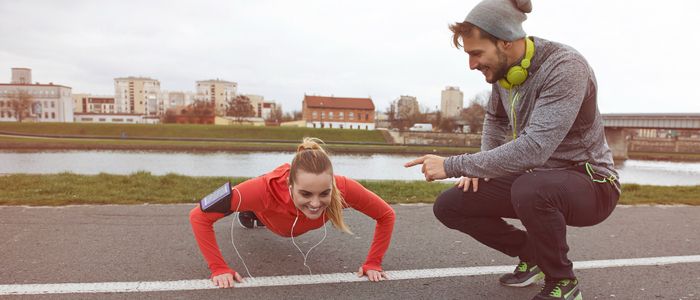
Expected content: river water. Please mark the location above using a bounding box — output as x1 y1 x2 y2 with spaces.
1 150 699 186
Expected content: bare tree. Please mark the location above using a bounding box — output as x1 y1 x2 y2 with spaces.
282 110 303 121
266 104 284 124
7 90 33 122
461 100 486 134
385 101 396 122
226 95 255 123
190 100 215 117
396 102 417 120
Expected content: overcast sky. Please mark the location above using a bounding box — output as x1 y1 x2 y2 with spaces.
1 0 698 114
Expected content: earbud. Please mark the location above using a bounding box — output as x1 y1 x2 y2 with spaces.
499 37 535 90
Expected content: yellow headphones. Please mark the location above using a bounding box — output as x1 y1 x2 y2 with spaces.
498 37 535 90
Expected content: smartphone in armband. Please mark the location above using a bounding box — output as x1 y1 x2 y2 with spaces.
199 181 232 214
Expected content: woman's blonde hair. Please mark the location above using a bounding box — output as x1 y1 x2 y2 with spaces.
289 137 351 234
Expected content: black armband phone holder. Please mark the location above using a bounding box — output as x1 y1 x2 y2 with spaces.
199 181 232 213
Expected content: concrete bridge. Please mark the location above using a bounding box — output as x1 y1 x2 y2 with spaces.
603 113 700 159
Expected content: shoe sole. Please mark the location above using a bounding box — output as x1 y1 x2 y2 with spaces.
499 271 544 287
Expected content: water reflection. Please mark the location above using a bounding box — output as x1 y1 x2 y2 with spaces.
1 150 699 186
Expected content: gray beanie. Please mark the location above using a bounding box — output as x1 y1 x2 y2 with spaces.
465 0 532 41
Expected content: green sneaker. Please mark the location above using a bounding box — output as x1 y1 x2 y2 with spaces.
532 279 582 300
499 261 545 287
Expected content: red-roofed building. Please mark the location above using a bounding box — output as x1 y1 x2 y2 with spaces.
302 95 375 130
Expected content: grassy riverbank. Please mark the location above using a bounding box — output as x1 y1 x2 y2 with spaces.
0 122 479 155
1 173 698 206
0 122 386 143
0 135 476 155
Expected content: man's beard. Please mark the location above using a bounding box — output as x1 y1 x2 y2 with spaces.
487 47 510 84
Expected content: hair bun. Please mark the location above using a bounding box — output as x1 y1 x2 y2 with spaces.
296 137 326 153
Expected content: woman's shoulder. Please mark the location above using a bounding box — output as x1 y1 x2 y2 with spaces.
265 163 291 179
334 174 369 199
333 174 349 190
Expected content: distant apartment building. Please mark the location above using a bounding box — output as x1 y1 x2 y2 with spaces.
0 68 74 122
72 94 116 114
159 91 195 116
114 76 161 115
394 95 420 120
196 79 237 116
302 95 375 130
245 94 277 119
441 86 464 119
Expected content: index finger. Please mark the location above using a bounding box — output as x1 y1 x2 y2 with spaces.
404 156 426 168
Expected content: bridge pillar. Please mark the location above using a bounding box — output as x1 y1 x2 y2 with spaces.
605 127 628 160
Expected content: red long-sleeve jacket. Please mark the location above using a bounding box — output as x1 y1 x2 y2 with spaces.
189 163 396 278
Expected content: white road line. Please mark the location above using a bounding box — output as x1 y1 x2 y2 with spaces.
1 255 699 295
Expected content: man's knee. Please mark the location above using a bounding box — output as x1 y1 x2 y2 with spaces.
433 187 464 227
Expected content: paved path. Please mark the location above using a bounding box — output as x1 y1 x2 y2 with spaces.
0 204 698 299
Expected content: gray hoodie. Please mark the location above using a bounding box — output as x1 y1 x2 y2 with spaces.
444 37 619 187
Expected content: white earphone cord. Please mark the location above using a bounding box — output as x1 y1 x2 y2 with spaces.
230 188 255 280
290 208 327 275
230 188 328 279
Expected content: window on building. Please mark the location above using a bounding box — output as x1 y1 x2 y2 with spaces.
0 101 4 107
51 102 55 108
339 112 344 119
51 112 56 119
329 112 334 119
349 112 354 119
99 118 106 122
44 112 48 119
126 119 134 122
1 111 5 118
312 111 317 119
321 112 325 119
365 113 369 120
81 117 93 121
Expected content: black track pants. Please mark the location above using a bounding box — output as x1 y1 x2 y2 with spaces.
433 167 619 280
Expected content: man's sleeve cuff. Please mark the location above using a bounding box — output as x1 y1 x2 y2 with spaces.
444 156 461 178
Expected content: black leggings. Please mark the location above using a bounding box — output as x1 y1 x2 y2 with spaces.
433 166 619 280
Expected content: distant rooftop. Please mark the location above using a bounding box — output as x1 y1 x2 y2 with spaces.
196 79 237 85
304 95 375 110
0 83 71 89
114 76 159 81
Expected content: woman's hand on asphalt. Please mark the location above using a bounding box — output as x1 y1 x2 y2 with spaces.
212 272 243 288
357 267 388 282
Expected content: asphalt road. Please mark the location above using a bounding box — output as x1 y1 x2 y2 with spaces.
0 204 698 299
